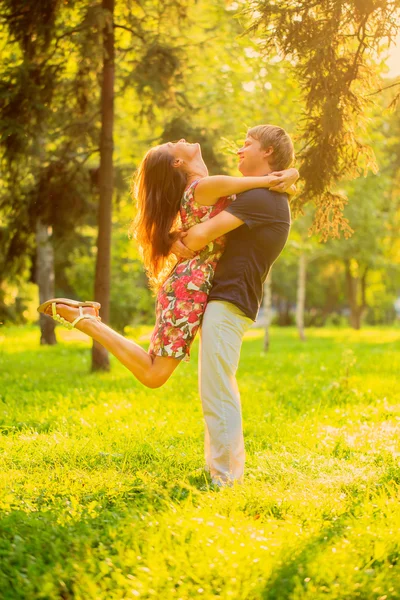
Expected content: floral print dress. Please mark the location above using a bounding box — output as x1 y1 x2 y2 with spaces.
148 180 233 361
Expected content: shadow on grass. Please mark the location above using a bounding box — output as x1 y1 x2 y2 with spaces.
262 512 350 599
0 506 124 599
0 470 215 598
261 464 400 600
1 462 398 599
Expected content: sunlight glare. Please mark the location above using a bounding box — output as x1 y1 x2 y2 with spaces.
384 31 400 78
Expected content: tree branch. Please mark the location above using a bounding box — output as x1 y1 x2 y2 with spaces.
113 23 146 42
367 79 400 96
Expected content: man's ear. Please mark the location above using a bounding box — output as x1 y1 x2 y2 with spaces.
263 146 274 158
173 158 184 168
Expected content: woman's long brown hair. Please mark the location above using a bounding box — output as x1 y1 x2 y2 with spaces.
131 146 188 293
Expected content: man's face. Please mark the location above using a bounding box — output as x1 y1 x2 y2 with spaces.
237 136 271 176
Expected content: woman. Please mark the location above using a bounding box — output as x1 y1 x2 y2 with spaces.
38 139 297 388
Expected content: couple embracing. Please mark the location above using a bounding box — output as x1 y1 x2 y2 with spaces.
38 124 298 487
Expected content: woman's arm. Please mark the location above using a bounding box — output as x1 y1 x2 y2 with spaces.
170 183 297 257
170 173 298 258
194 168 298 206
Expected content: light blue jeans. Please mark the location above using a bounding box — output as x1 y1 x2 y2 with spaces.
199 300 253 486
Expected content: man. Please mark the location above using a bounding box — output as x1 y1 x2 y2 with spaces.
175 124 297 486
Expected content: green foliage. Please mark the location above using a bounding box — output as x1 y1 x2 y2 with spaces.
271 82 400 328
1 326 400 598
247 0 400 238
0 0 305 327
63 223 154 331
0 0 101 288
1 0 399 331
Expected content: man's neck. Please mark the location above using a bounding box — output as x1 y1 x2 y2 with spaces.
244 166 273 177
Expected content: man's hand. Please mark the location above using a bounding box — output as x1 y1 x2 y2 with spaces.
269 168 299 193
170 231 196 260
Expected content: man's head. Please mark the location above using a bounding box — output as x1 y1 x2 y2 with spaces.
237 125 295 176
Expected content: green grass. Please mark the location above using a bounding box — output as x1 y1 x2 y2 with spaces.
0 324 400 599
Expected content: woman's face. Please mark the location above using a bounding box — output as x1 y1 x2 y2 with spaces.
164 138 201 162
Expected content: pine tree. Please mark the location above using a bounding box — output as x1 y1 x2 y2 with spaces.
248 0 400 237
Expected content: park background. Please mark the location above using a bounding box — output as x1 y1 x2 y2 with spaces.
1 1 400 599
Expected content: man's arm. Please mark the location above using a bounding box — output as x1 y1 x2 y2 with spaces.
183 211 244 252
170 187 288 257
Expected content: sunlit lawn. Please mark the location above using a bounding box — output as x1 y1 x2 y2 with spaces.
0 324 400 599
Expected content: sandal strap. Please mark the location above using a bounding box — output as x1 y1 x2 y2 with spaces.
71 313 100 328
71 305 84 326
51 302 99 329
52 308 74 330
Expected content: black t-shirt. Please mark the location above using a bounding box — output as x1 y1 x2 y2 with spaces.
208 188 291 321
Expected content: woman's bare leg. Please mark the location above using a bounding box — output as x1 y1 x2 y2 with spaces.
45 304 180 388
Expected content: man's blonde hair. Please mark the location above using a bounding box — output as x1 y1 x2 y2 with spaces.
247 124 295 171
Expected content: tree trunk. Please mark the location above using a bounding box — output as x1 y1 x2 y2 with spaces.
360 267 368 316
36 219 57 345
92 0 115 372
296 252 307 341
345 260 367 330
263 271 272 352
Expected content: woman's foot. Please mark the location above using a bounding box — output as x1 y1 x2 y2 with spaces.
43 303 99 331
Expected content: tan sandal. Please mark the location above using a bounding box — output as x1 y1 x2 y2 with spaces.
37 298 101 330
